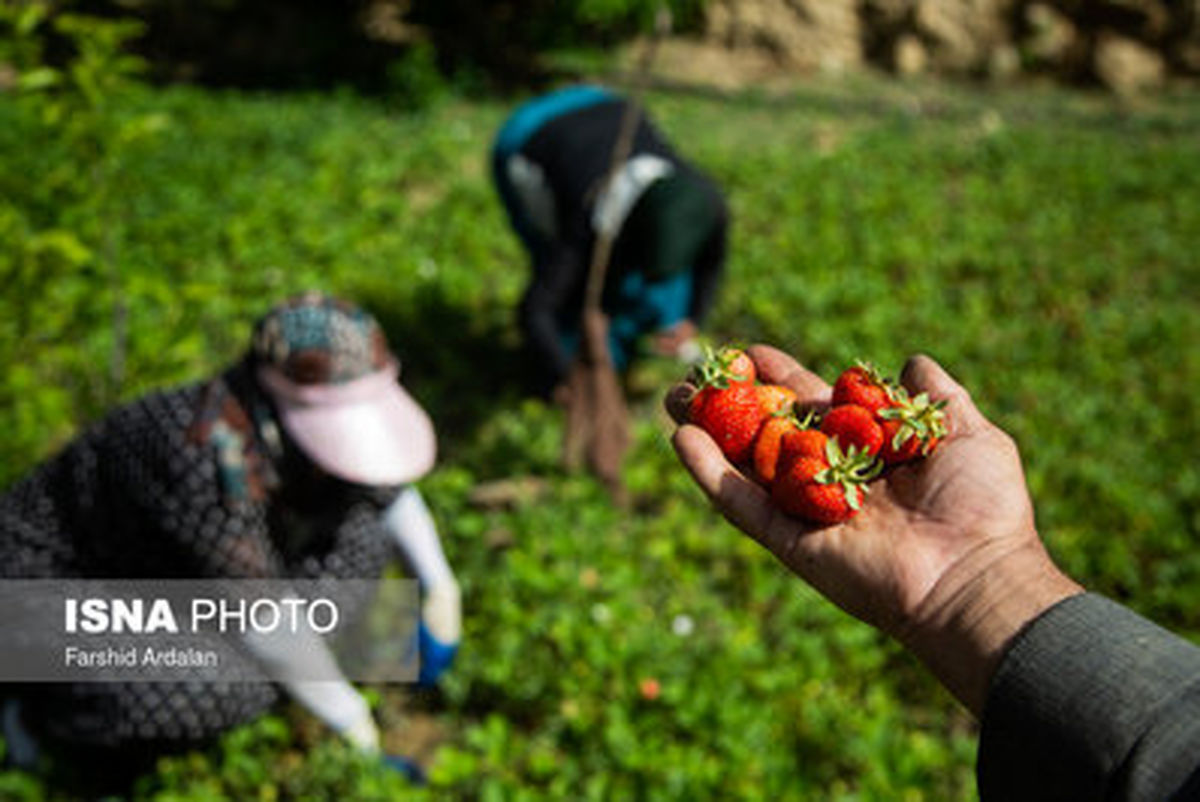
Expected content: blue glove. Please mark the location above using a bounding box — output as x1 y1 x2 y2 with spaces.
417 619 458 686
382 753 427 786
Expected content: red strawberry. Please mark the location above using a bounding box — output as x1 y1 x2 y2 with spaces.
771 439 880 524
723 348 756 384
756 384 797 417
879 419 923 463
831 362 898 416
691 345 755 387
780 427 829 462
754 409 823 484
689 381 769 465
753 416 790 485
878 392 947 465
820 404 884 458
753 416 796 485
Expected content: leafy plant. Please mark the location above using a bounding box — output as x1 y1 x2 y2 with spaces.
1 72 1198 799
0 2 167 470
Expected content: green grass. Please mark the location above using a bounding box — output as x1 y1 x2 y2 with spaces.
1 76 1199 799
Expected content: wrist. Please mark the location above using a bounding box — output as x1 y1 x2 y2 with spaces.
338 695 380 753
898 533 1083 716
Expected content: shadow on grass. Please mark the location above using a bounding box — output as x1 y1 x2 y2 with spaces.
356 282 535 464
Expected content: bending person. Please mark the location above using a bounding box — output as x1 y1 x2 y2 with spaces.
0 293 460 788
493 84 729 396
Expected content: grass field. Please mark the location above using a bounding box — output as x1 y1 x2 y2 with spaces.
1 74 1199 800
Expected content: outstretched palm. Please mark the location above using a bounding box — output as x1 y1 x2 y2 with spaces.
667 345 1078 712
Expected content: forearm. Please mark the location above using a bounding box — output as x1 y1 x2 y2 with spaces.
519 253 581 387
383 487 461 644
898 533 1083 716
241 625 378 750
286 680 378 752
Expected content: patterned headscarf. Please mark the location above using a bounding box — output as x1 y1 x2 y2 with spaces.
251 292 392 384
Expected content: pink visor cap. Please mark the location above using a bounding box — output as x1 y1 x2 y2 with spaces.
252 293 436 486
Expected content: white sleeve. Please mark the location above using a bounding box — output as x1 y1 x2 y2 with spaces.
240 614 379 752
383 486 461 643
383 487 454 589
507 153 558 241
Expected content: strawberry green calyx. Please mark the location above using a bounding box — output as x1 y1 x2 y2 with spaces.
771 405 817 431
878 392 948 454
855 360 905 404
794 406 820 427
691 344 753 389
815 438 882 511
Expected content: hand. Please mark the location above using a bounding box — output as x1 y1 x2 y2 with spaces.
552 382 573 407
340 708 381 753
665 345 1082 713
381 754 428 786
652 319 699 357
417 582 460 686
417 620 459 687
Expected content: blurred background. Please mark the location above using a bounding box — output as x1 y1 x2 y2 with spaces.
1 0 1197 799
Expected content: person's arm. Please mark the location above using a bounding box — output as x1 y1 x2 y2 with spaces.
241 624 380 751
519 243 587 391
666 346 1200 799
383 486 460 685
978 593 1200 801
667 347 1081 711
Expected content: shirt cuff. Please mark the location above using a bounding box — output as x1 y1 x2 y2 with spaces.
978 593 1200 801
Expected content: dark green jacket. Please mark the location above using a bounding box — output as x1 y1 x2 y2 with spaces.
980 594 1200 800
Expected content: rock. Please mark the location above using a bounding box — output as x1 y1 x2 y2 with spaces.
912 0 1016 74
861 0 914 28
641 37 787 90
705 0 863 73
1024 3 1079 66
894 33 928 76
687 0 1184 91
988 43 1022 80
1094 32 1166 94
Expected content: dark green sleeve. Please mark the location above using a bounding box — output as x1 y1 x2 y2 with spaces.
978 593 1200 801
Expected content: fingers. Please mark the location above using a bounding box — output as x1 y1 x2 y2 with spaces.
664 383 696 425
900 354 988 435
663 344 831 425
671 425 779 538
746 345 832 403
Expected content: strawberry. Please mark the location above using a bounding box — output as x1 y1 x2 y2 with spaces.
779 426 829 463
820 404 884 458
771 439 881 524
753 408 820 485
878 392 947 465
879 419 923 463
756 384 797 417
689 381 769 466
691 345 755 387
752 416 796 485
723 348 756 384
831 362 898 416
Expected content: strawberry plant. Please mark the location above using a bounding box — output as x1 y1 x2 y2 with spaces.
0 61 1198 801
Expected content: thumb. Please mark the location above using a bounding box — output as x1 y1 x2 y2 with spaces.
900 354 988 436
